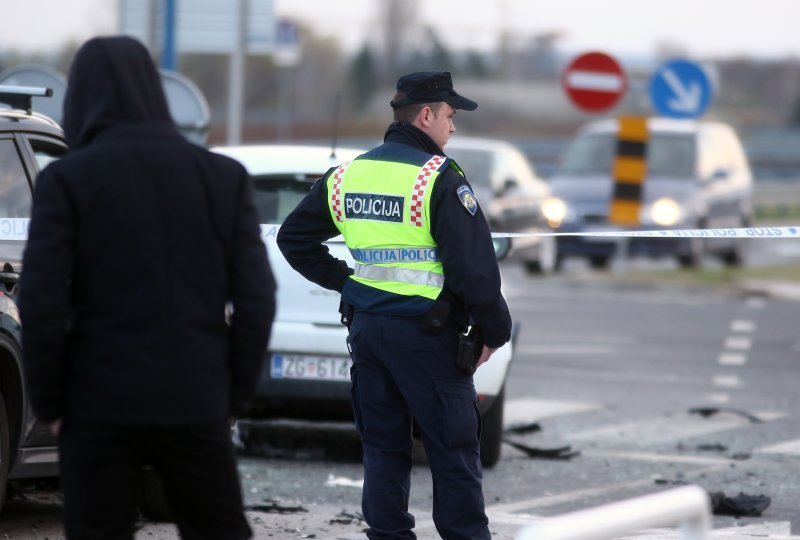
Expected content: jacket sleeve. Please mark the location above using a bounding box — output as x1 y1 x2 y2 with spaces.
276 174 353 292
227 171 277 417
19 166 76 423
430 167 512 348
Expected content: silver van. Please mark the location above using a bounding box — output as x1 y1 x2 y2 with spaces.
543 117 754 269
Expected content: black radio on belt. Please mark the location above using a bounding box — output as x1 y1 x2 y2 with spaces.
456 326 483 375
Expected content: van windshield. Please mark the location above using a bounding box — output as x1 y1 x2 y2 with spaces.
559 133 696 178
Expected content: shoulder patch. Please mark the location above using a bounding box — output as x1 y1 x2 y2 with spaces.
456 185 478 216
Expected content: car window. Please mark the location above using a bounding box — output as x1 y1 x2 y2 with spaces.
0 138 33 218
445 148 493 188
252 175 314 223
559 133 616 175
559 132 696 178
32 145 64 171
647 135 696 178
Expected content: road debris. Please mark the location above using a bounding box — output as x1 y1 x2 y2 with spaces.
504 422 542 435
246 498 309 514
503 440 580 460
709 492 771 517
688 406 764 423
329 510 365 525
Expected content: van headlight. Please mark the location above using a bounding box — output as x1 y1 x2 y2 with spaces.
648 197 682 226
542 197 568 228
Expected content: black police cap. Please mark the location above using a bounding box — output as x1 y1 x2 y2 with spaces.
390 71 478 111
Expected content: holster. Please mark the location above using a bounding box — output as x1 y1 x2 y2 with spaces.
456 326 483 375
339 300 355 328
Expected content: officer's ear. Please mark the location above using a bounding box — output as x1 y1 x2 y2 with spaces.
418 105 433 128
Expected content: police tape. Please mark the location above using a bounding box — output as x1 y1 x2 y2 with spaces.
260 224 800 243
490 225 800 239
1 219 797 242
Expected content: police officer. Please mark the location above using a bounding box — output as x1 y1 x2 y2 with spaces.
277 71 512 540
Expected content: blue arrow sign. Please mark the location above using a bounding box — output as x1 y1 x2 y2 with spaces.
649 59 713 119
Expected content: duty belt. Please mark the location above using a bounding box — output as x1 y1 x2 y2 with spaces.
353 264 445 288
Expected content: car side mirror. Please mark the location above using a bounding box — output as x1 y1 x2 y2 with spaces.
704 168 729 184
500 178 519 195
492 237 512 261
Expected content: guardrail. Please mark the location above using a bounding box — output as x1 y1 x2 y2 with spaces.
515 485 712 540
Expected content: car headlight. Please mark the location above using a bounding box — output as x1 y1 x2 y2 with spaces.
648 197 682 226
542 197 568 228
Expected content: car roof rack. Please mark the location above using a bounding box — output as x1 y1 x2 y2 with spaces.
0 85 53 115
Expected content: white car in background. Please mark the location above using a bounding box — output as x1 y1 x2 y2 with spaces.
213 144 516 467
446 136 557 274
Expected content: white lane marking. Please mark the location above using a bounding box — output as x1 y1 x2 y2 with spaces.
704 393 731 404
517 344 617 355
712 374 742 388
582 449 733 466
755 438 800 455
730 319 756 333
724 336 752 350
568 410 776 444
717 353 747 366
504 398 600 427
486 464 726 515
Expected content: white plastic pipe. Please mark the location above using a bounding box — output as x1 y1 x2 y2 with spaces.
515 485 711 540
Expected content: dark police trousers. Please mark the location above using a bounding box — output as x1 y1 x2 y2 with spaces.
58 419 251 540
348 312 490 540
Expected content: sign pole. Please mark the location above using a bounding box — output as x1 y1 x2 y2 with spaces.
227 0 247 145
161 0 177 71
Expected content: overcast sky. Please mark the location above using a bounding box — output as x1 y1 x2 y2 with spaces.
1 0 798 60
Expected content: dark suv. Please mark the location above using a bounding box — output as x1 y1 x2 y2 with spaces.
0 86 66 513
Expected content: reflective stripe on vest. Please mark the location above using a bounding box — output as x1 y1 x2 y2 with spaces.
330 160 351 222
349 247 439 263
410 156 446 226
354 264 445 288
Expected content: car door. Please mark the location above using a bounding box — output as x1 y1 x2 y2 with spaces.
7 133 67 453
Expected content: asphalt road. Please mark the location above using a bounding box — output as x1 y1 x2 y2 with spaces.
2 259 799 540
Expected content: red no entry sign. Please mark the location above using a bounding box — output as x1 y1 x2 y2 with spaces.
562 52 627 113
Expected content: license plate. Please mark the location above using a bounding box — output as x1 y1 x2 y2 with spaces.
270 354 352 381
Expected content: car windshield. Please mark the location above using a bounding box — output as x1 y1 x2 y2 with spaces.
445 148 493 188
252 175 315 223
559 133 696 178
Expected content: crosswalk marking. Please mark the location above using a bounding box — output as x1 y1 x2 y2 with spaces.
704 392 731 403
730 319 756 333
718 353 747 366
724 336 752 350
712 374 742 388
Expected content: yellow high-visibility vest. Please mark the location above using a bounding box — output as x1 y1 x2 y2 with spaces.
326 154 449 300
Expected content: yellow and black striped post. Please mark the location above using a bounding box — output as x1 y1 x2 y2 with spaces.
609 116 648 226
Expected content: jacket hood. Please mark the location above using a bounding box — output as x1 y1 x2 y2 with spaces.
63 36 174 149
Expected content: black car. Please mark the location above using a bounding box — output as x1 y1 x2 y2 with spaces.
0 86 67 513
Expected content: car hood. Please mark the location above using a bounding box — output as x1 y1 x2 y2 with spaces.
549 174 696 204
266 240 349 326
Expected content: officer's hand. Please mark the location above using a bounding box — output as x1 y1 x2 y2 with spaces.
49 418 62 437
475 345 497 369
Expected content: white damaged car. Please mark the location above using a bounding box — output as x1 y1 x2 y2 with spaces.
213 144 517 467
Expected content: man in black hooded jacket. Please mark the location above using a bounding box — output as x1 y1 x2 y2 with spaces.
18 36 275 539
